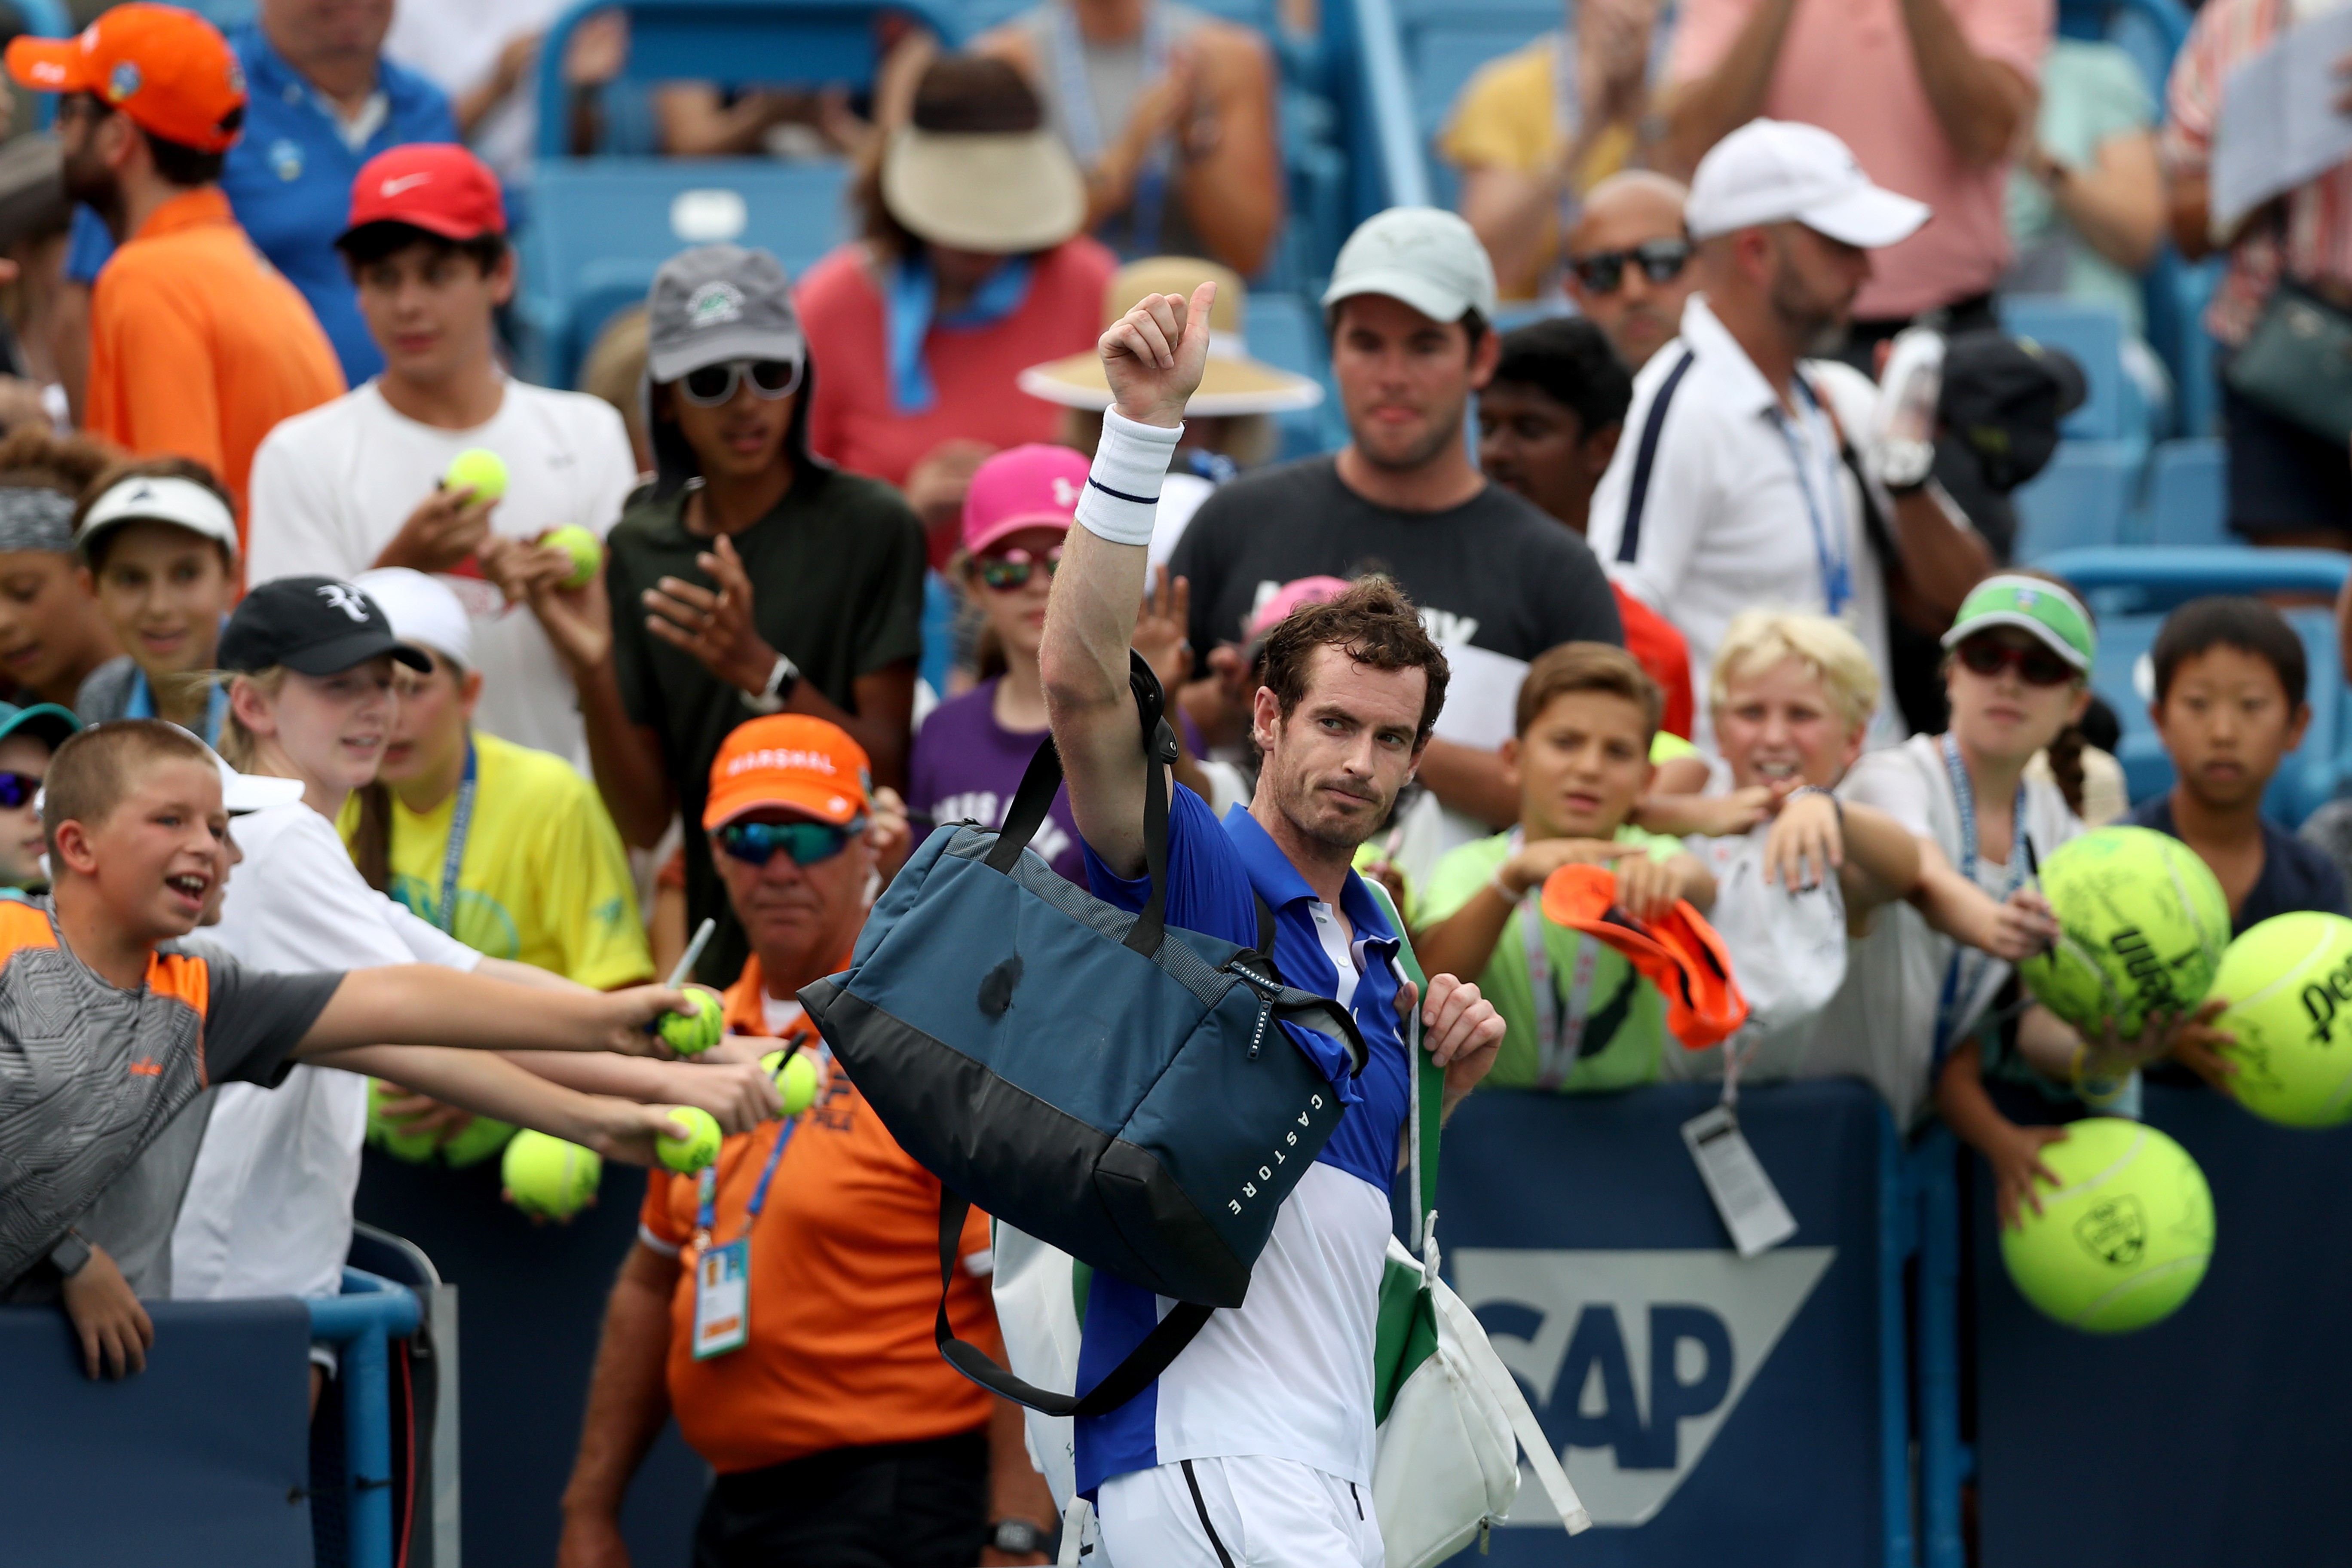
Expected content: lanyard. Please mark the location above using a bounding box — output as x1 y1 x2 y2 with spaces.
1772 379 1853 618
433 737 478 936
1934 732 2028 1055
696 1112 796 1242
1051 0 1172 256
126 670 227 747
1510 830 1601 1089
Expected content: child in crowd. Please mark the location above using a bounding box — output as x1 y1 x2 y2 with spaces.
1413 643 1714 1092
71 459 239 741
0 698 76 893
0 426 120 710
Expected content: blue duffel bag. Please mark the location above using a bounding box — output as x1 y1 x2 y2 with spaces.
800 658 1365 1414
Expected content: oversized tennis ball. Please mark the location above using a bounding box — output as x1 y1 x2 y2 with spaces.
656 1105 722 1173
2018 826 2229 1040
2209 911 2352 1127
762 1049 819 1116
437 1115 517 1169
444 447 508 503
542 524 602 589
500 1130 601 1220
2000 1116 2213 1332
368 1078 440 1163
659 988 724 1056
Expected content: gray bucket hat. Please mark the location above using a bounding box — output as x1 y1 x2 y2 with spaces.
645 244 806 384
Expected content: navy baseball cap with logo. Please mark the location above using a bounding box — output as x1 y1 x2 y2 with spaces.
219 576 432 677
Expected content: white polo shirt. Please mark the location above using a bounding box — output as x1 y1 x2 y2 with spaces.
1585 295 1898 751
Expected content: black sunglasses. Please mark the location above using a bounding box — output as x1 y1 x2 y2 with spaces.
1956 637 2076 688
680 358 802 407
0 771 37 809
1569 237 1694 294
717 818 861 868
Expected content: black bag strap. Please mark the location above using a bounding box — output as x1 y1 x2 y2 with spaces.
984 651 1178 959
1615 346 1697 564
935 1190 1213 1417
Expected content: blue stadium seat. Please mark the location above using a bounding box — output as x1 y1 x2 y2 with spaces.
514 159 853 388
2011 439 2141 560
2001 295 2138 443
2037 547 2352 824
2143 437 2230 548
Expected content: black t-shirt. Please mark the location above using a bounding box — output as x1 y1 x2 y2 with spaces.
1170 456 1623 662
607 469 926 983
2126 794 2352 936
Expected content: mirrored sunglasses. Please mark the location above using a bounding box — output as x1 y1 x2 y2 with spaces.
1569 237 1694 294
680 358 803 407
0 771 38 809
975 547 1063 592
717 818 860 868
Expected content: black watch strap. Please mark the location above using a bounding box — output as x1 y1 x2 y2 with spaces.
989 1518 1051 1556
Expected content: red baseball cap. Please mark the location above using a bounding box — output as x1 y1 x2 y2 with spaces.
961 444 1086 557
341 143 505 244
7 4 245 154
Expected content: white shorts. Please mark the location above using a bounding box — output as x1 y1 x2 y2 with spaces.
1096 1456 1383 1568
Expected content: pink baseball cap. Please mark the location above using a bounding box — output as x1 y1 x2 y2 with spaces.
1246 576 1352 643
962 444 1089 557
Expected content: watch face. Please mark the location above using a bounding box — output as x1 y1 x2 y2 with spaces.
1879 437 1935 490
992 1520 1046 1555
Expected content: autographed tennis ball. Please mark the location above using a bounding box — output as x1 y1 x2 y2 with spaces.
2000 1117 2212 1333
444 447 508 503
501 1130 601 1220
2018 827 2229 1039
656 1106 723 1174
762 1049 820 1116
367 1078 439 1163
2209 911 2352 1127
542 524 602 589
659 988 724 1056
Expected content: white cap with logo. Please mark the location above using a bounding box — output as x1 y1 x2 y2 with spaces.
1684 119 1930 249
354 567 474 670
1320 206 1499 325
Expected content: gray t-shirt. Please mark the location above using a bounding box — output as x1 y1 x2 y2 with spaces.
0 905 340 1289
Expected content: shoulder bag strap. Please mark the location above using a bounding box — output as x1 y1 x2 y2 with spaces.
935 1190 1213 1417
1615 347 1697 564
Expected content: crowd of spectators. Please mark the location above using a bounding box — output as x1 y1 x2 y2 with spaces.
3 0 2352 1560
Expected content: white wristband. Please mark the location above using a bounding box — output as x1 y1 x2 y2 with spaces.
1074 407 1184 547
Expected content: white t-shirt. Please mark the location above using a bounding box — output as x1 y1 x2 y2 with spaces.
172 802 483 1302
1666 820 1853 1085
245 380 640 766
1805 735 2084 1127
1586 297 1901 752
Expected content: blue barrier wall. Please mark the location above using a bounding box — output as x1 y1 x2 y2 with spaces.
1436 1081 1901 1565
1974 1082 2352 1567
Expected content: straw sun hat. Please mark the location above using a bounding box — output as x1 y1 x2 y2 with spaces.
1019 257 1325 416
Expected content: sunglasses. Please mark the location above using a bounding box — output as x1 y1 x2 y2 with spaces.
975 547 1063 591
1569 237 1694 295
0 771 37 809
680 358 802 407
1956 636 2076 688
717 818 861 868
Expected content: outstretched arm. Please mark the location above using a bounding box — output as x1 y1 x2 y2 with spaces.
309 1043 695 1165
1040 282 1216 879
295 968 686 1061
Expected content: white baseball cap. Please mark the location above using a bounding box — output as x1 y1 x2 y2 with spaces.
214 752 303 815
1320 206 1499 325
76 473 238 561
1684 119 1929 248
354 567 473 670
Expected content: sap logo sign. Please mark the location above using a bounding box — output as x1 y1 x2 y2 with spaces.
1453 1246 1835 1527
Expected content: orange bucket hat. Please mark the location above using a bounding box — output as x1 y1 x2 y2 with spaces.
1539 864 1749 1048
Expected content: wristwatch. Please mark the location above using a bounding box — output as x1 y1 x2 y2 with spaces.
49 1228 91 1279
989 1518 1052 1556
1875 436 1936 495
741 652 800 714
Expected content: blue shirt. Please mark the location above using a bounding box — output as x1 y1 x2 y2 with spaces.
1073 788 1411 1494
2126 794 2352 936
66 26 457 385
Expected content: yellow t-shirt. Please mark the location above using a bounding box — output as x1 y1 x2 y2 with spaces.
1437 33 1639 301
339 731 653 989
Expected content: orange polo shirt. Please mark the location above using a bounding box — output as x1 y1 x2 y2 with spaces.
638 953 998 1474
86 187 344 536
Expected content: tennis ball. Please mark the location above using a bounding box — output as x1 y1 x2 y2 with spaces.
437 1115 517 1169
2000 1116 2213 1332
762 1049 820 1116
542 524 602 589
367 1078 440 1163
444 447 508 503
659 988 725 1056
2209 911 2352 1127
2018 826 2230 1039
656 1105 723 1174
500 1130 601 1220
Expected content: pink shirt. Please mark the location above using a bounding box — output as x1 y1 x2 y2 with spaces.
1667 0 2050 319
796 237 1118 488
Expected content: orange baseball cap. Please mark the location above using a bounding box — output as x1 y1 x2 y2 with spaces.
704 715 872 830
7 4 247 156
1539 864 1749 1049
